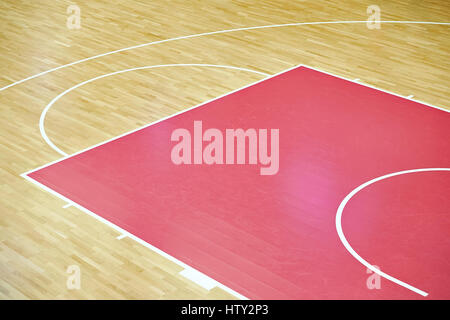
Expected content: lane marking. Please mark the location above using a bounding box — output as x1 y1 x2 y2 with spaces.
179 268 219 291
336 168 450 297
38 63 269 156
1 20 449 91
407 95 414 98
63 203 72 208
116 234 127 240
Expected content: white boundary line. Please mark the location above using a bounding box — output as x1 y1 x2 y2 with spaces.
21 64 450 298
116 234 127 240
39 64 269 156
179 268 220 291
336 168 450 297
1 20 449 92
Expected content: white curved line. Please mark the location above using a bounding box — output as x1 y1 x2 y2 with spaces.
336 167 450 297
2 20 450 91
39 63 269 156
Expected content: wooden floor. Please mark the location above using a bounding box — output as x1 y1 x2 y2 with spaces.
0 0 448 299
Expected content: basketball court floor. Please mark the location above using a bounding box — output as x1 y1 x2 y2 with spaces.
0 1 449 299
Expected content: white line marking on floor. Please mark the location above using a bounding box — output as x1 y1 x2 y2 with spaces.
116 234 127 240
353 78 360 81
179 268 219 291
63 203 72 209
336 167 450 297
1 20 449 91
407 95 414 98
54 231 67 239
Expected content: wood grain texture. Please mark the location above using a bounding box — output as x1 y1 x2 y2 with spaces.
0 0 448 299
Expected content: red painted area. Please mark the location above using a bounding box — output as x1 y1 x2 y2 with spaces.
28 66 450 299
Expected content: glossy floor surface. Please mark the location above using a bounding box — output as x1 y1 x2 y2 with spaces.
0 0 449 299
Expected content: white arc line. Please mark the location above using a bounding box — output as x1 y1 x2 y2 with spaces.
39 64 269 156
336 168 450 297
1 20 449 91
